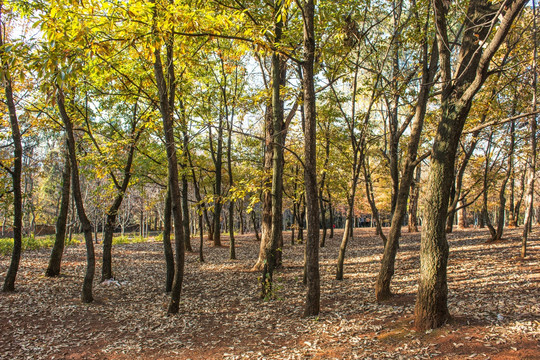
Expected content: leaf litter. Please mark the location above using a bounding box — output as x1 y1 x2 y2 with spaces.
0 227 538 359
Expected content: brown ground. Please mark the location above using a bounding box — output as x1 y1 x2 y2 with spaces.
0 227 538 359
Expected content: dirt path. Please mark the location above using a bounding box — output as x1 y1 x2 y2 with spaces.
0 227 538 359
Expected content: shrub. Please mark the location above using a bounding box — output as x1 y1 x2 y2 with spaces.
0 235 81 256
112 235 147 245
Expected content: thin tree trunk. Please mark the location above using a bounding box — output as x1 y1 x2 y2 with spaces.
46 145 71 277
408 164 421 232
1 30 23 292
253 93 274 270
262 6 285 294
152 14 185 313
56 87 95 303
522 0 537 258
102 122 140 281
162 186 174 292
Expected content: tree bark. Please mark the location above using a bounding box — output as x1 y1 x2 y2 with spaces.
46 145 71 277
302 0 320 317
162 186 174 292
102 120 140 281
522 0 538 258
262 4 286 294
408 164 421 232
415 0 525 330
153 16 185 313
253 106 273 271
1 37 23 291
56 87 95 303
376 28 438 300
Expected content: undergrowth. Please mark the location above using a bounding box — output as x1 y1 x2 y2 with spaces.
0 235 81 256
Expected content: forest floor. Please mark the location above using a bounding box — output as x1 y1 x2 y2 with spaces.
0 227 539 359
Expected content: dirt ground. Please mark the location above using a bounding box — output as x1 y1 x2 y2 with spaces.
0 227 538 359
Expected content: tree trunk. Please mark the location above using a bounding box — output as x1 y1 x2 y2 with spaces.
522 0 537 258
408 164 421 232
253 105 273 271
182 172 192 252
302 0 320 317
162 186 174 292
328 189 334 239
415 0 525 330
102 123 139 281
1 33 23 292
376 30 438 300
46 145 71 277
457 199 467 229
212 112 224 247
153 20 186 313
56 87 95 303
262 6 285 294
336 200 354 280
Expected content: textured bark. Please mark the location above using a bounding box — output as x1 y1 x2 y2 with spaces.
319 129 330 248
481 131 497 239
162 186 174 292
376 29 438 301
152 16 185 313
262 5 285 295
336 201 354 280
57 87 95 303
2 39 23 291
364 161 387 246
408 164 421 232
522 0 537 258
415 0 525 331
457 199 467 229
102 121 139 281
212 114 224 247
46 146 71 277
253 106 273 271
302 0 320 317
328 189 334 239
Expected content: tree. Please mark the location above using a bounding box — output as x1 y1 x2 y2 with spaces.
57 86 96 303
300 0 320 317
0 9 24 291
152 0 186 314
45 144 70 277
521 0 538 258
414 0 526 330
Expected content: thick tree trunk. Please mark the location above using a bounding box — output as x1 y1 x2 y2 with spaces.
302 0 320 317
415 0 525 330
46 147 71 277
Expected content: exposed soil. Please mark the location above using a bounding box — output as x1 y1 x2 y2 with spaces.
0 227 538 359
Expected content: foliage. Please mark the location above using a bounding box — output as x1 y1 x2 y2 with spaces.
0 235 80 256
